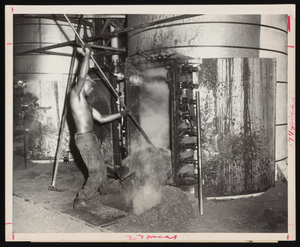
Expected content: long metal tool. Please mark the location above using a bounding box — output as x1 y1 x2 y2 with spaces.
63 14 155 148
196 91 204 215
48 16 83 192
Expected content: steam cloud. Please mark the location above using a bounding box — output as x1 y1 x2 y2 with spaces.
123 67 171 215
131 180 163 215
122 147 171 215
139 68 170 149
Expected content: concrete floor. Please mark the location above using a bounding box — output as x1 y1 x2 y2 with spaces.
10 154 288 238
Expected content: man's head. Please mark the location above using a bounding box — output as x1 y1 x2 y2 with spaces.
83 75 96 96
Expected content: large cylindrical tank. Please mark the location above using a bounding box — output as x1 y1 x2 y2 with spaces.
13 16 91 161
127 14 288 196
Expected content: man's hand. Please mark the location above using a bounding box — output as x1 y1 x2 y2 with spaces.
120 108 132 117
83 44 94 56
73 43 93 95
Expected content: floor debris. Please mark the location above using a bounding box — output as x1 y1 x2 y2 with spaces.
12 155 288 234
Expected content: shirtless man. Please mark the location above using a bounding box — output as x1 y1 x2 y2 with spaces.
70 46 130 209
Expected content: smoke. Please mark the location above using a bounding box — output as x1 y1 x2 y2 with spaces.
139 68 170 149
131 180 163 215
123 67 171 215
125 176 163 216
122 146 171 215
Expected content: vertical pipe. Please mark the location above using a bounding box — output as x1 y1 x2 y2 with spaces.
196 91 203 215
110 25 121 166
22 108 27 169
23 130 27 169
110 25 119 62
170 62 178 184
53 81 61 129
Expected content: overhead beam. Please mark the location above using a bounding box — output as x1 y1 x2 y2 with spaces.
84 14 203 42
94 50 124 57
21 50 75 57
14 42 125 56
15 46 124 58
14 41 75 56
91 44 125 52
22 14 94 28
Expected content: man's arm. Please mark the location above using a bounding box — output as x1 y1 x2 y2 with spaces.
72 47 91 95
92 108 130 124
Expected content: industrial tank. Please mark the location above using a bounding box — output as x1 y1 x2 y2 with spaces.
126 14 288 197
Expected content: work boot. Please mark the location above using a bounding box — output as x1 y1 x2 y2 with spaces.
73 197 88 209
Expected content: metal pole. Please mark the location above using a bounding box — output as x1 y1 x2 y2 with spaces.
23 129 27 169
14 41 125 57
63 14 155 148
22 109 28 169
196 91 204 215
110 24 121 167
49 16 83 190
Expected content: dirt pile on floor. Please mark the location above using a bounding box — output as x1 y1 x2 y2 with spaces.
108 185 193 233
120 147 172 215
121 146 171 188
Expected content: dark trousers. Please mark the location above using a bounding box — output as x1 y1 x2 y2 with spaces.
75 131 110 200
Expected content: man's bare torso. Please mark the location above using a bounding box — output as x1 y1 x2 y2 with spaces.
70 90 94 133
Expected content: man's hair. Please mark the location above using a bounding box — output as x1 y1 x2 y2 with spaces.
85 75 96 85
